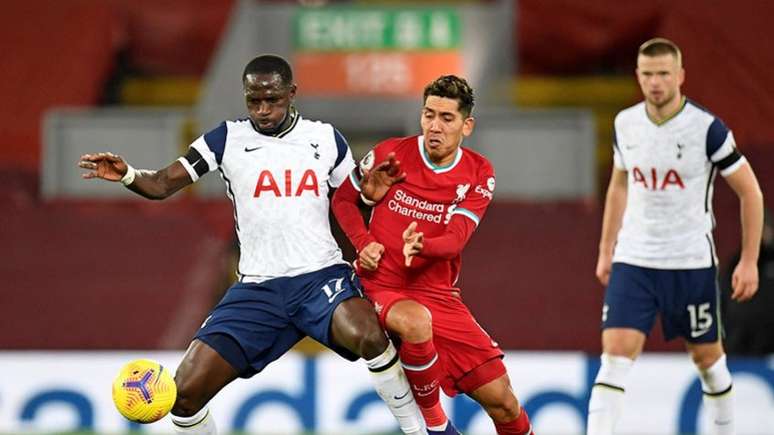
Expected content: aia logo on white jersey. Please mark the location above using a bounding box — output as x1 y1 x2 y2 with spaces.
454 183 470 203
632 166 684 191
254 169 319 197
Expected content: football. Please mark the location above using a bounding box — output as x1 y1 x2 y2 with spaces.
112 359 177 423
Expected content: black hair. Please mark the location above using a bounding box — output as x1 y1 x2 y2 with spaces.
423 75 475 117
242 54 293 85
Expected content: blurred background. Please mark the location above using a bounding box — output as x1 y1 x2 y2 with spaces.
1 0 772 433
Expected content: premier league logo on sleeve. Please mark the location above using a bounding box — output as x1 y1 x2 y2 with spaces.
360 150 375 171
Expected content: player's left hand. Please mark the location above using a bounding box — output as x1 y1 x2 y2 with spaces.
731 260 759 302
402 221 423 267
361 152 407 203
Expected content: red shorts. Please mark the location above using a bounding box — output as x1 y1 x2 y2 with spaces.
365 283 505 396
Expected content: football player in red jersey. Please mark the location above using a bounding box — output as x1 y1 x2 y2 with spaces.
332 75 533 435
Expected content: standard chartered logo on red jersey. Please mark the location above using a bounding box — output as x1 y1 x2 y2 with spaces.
388 189 446 223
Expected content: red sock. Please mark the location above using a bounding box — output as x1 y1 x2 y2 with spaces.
399 339 447 427
494 407 533 435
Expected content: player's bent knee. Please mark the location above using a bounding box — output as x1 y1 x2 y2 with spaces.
387 301 432 342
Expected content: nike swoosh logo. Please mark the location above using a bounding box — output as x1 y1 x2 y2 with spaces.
690 329 710 338
393 390 410 401
244 146 263 152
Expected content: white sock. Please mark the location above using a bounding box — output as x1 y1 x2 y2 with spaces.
365 342 425 435
171 406 218 435
698 354 734 435
587 353 634 435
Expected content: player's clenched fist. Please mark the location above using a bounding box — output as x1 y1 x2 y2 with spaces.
78 152 128 182
359 241 385 271
402 221 424 267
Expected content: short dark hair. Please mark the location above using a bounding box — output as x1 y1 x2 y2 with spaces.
423 75 475 117
639 37 682 66
242 54 293 86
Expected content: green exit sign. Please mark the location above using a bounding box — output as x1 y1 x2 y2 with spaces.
294 7 461 51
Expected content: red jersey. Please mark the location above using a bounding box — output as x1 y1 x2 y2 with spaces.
333 135 495 295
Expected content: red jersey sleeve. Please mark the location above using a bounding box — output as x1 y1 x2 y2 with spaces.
420 157 496 259
331 177 376 252
332 138 402 252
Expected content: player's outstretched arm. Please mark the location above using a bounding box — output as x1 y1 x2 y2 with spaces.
360 152 407 204
725 162 764 302
78 152 193 200
596 168 628 286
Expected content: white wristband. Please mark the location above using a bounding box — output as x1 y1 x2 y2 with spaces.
120 164 136 186
360 193 376 206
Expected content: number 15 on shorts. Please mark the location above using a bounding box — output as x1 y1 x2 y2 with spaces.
687 303 713 338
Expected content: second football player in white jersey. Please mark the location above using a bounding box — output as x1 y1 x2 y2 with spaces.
79 55 424 435
588 38 763 435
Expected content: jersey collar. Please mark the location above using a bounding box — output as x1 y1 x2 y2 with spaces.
250 107 300 138
646 96 686 126
418 135 463 174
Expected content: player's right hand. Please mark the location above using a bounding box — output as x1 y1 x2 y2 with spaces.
360 152 407 203
359 242 385 271
595 252 613 286
731 259 759 302
78 152 128 182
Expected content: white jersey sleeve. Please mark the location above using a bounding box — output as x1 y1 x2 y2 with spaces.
612 122 626 170
328 128 355 188
176 122 227 182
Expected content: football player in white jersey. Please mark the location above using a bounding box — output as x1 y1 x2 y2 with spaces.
587 38 764 435
79 55 423 435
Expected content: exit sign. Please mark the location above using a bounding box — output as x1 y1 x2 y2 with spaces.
295 8 461 51
293 6 464 97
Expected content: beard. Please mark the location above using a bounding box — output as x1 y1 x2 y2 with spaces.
647 90 677 109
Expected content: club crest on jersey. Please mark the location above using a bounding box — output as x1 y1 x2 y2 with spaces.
454 183 470 203
310 143 320 159
254 169 320 197
631 166 684 190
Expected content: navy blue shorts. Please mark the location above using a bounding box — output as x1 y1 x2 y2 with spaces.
194 263 363 378
602 262 721 343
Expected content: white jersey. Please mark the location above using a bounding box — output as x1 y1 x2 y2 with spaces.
612 98 746 269
178 110 355 282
